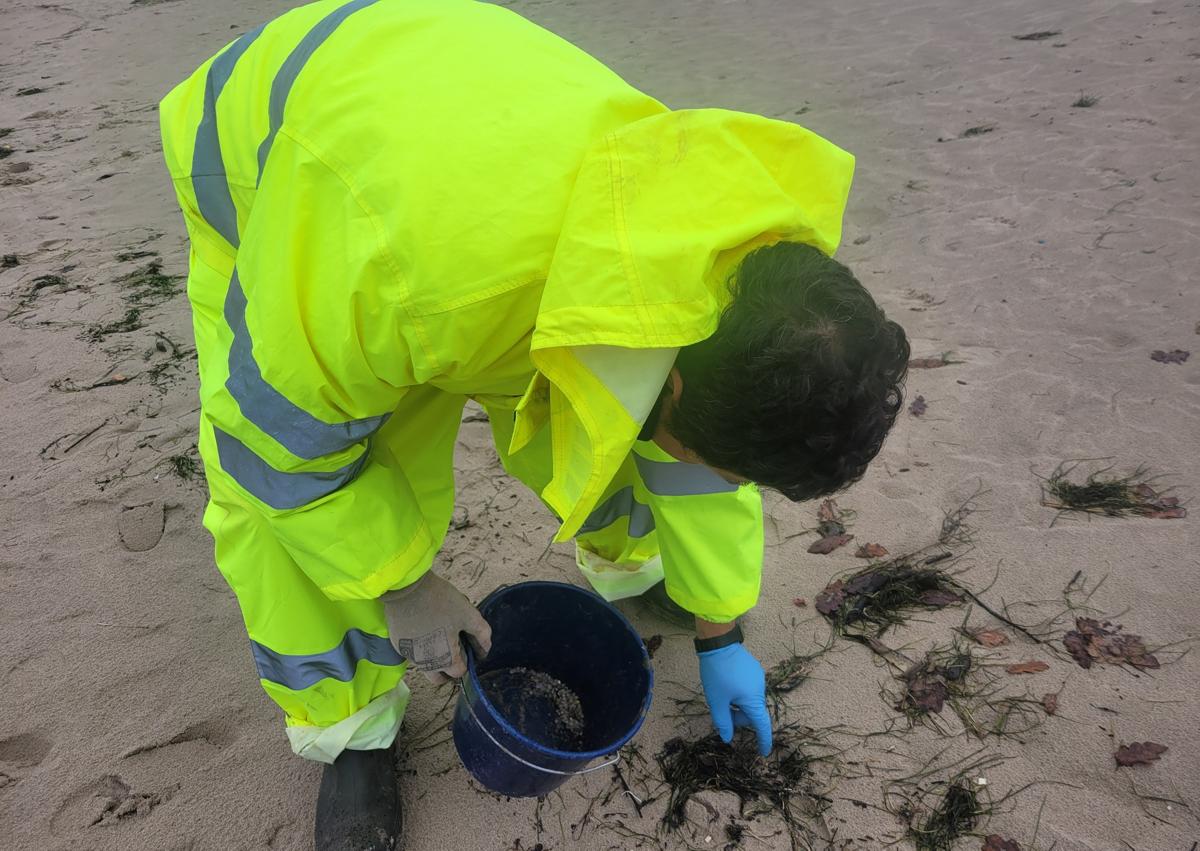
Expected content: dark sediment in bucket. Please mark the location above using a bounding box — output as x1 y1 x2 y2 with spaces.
478 667 586 750
453 581 652 797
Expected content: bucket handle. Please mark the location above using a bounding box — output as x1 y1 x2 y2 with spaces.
458 681 619 777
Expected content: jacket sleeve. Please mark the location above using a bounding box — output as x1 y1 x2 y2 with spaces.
632 441 764 622
200 128 438 601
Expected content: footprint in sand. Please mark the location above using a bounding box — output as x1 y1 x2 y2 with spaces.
51 773 173 834
117 500 164 552
0 731 52 788
119 717 237 766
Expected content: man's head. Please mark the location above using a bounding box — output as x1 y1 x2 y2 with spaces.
651 240 909 501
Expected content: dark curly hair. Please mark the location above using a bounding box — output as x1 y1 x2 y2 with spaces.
665 241 909 502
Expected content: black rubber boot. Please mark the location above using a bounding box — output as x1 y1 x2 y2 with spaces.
314 747 402 851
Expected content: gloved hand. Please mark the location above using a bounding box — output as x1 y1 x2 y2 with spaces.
697 642 773 756
381 572 492 684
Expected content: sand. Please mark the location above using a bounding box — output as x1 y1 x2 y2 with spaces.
1 0 1197 849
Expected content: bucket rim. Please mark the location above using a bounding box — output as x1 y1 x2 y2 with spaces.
465 580 654 762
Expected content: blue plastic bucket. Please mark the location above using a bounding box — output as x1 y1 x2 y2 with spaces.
451 581 653 798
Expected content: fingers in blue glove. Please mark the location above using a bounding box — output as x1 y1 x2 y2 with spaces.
739 699 773 756
698 642 773 755
709 696 736 743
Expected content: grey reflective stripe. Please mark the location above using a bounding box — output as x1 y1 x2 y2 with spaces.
255 0 380 184
578 486 656 538
251 628 403 691
214 426 369 510
634 455 740 497
223 270 389 459
191 25 265 247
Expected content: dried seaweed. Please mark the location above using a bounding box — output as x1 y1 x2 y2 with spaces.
657 726 833 851
1040 462 1185 521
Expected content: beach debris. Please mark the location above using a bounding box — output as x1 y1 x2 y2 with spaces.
908 353 960 369
1115 742 1167 767
119 260 183 307
1012 30 1061 40
1 254 18 268
816 560 963 634
964 628 1009 648
1004 661 1049 675
1071 93 1099 108
167 453 198 480
855 543 889 559
960 125 996 138
898 650 973 715
909 395 928 416
817 498 843 528
982 837 1021 851
450 505 471 530
644 634 663 659
1041 693 1059 715
1150 348 1189 364
657 727 830 845
1062 617 1159 670
910 780 982 851
919 589 963 607
808 534 853 555
1041 462 1186 520
808 499 854 553
792 597 807 608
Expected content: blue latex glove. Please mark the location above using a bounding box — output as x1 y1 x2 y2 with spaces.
697 642 773 756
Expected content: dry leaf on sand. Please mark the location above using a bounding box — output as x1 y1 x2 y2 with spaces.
966 628 1010 647
808 534 853 555
982 837 1021 851
855 543 889 559
1115 742 1167 767
1005 660 1049 674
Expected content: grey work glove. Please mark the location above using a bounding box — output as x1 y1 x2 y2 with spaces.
381 572 492 685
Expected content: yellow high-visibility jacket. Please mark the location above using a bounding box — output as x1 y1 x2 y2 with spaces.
159 0 853 619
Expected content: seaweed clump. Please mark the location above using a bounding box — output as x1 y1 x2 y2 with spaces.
657 727 830 850
815 559 962 635
1041 462 1185 521
909 780 983 851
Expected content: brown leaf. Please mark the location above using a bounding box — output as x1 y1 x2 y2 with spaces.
982 837 1022 851
908 356 950 369
905 677 949 713
814 580 846 615
1063 630 1094 669
643 634 663 659
908 395 927 416
1146 506 1186 519
1150 349 1189 364
1006 660 1050 674
1041 692 1059 715
808 534 853 555
1132 483 1159 501
1115 741 1168 767
968 628 1010 648
918 589 962 607
817 499 840 523
855 543 889 559
1064 618 1160 670
792 597 807 608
